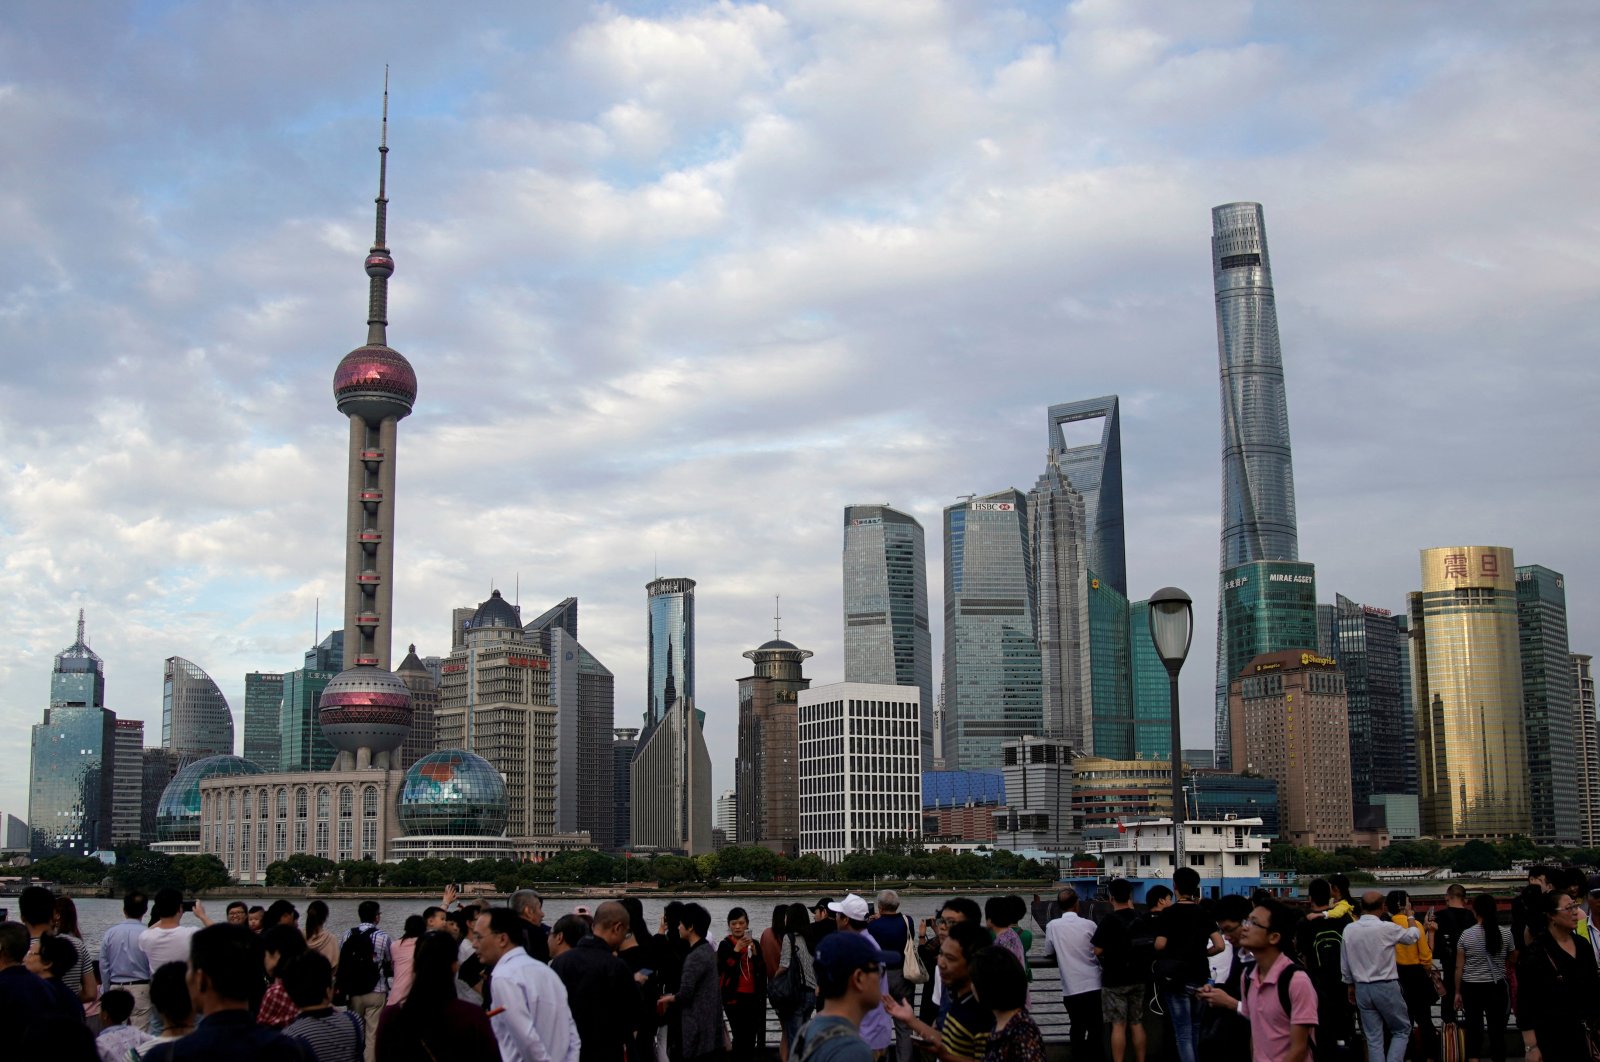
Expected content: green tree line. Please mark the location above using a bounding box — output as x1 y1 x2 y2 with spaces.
1265 835 1600 876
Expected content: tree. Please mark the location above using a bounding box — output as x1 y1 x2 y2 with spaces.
264 861 299 887
1449 840 1508 873
172 854 231 892
29 855 109 886
111 849 178 893
285 853 338 883
340 859 384 888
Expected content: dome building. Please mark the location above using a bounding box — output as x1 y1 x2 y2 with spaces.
152 754 265 854
389 749 515 859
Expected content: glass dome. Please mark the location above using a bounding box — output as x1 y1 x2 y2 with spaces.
398 750 509 837
155 754 264 842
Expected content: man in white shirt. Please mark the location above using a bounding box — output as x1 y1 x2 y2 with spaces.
473 907 581 1062
1041 886 1102 1060
1340 891 1420 1062
137 888 210 1033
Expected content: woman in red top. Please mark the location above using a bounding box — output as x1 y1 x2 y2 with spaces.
717 907 768 1062
258 924 307 1028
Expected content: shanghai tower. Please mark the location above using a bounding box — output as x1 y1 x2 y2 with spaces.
319 79 417 771
1211 203 1309 767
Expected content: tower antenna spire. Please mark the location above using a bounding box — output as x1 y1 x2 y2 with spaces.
364 65 394 347
774 595 781 640
76 608 85 647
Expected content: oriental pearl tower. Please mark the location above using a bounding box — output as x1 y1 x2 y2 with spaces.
319 77 416 771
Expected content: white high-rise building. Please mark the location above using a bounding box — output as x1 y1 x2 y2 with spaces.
798 683 923 862
715 789 738 845
1574 654 1600 848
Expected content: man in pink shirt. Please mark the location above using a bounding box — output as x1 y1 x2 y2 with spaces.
1199 898 1317 1062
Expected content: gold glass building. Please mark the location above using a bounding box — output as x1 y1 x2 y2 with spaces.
1409 546 1531 840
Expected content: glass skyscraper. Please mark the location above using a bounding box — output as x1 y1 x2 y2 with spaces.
243 672 284 771
1128 599 1175 759
842 504 934 765
942 490 1044 770
162 656 234 756
645 577 695 731
29 614 116 856
1326 594 1417 810
1516 565 1580 846
1216 560 1320 729
1210 203 1304 767
1030 457 1090 749
1046 396 1126 594
278 631 343 772
1410 546 1530 840
1085 576 1133 759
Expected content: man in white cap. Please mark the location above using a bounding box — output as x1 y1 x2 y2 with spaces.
830 894 894 1057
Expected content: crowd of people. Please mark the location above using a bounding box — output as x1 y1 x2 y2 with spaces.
0 868 1598 1062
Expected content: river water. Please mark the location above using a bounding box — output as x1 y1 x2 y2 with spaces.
60 892 1020 962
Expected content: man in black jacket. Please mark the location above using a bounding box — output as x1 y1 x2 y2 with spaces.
551 903 637 1062
143 924 307 1062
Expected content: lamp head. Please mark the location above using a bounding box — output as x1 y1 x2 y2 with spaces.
1147 586 1194 670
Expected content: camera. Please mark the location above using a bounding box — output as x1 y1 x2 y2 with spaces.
181 899 197 912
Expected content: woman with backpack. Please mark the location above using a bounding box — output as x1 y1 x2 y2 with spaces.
771 903 818 1061
1453 892 1512 1062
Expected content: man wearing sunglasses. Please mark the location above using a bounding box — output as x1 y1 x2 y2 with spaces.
1200 899 1317 1062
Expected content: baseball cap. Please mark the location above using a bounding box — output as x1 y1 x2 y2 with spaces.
827 894 871 922
1587 875 1600 897
814 929 895 982
813 897 836 912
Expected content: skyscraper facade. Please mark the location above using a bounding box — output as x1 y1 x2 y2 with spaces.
1229 650 1353 848
631 697 713 855
1215 560 1319 764
436 590 555 840
162 657 234 757
1573 654 1600 848
395 645 439 771
798 682 923 861
612 728 639 851
1030 456 1090 750
736 633 812 855
1211 203 1304 767
943 490 1044 770
547 625 616 850
646 578 696 731
1128 600 1174 759
111 718 144 847
1326 595 1416 809
30 615 116 856
279 632 343 773
1046 396 1126 594
843 505 934 764
1086 576 1134 758
1515 565 1580 846
1409 546 1531 840
141 748 185 845
243 672 284 771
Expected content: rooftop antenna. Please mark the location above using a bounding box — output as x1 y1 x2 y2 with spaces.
365 65 392 347
76 608 86 647
774 595 781 640
515 572 520 608
314 597 320 647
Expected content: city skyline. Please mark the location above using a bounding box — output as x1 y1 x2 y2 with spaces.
0 4 1596 821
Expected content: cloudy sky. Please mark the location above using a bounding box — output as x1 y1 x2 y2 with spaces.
2 1 1596 825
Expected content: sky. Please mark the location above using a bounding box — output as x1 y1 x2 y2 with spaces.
2 1 1596 826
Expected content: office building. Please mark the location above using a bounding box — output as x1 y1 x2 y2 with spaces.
111 718 144 847
1573 654 1599 847
1086 576 1134 757
1210 203 1304 766
141 748 185 845
1214 559 1319 767
1409 546 1531 840
1030 457 1091 751
243 672 285 770
612 728 639 851
437 590 556 840
798 683 923 862
546 624 616 851
29 615 117 856
736 631 812 855
1045 397 1126 594
921 770 1004 843
1071 756 1178 838
1368 794 1421 840
715 789 737 846
279 632 343 773
395 645 439 771
843 505 934 765
1182 749 1216 771
1129 600 1175 758
631 696 713 855
1229 650 1354 847
942 490 1044 770
1324 595 1416 809
646 578 696 731
993 736 1078 856
3 814 28 853
163 656 234 757
1516 565 1580 846
1189 771 1280 840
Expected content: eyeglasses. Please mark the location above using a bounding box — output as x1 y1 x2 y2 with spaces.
1241 916 1269 930
1556 903 1582 914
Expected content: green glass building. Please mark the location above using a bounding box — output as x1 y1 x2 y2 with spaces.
243 672 284 771
1128 599 1174 759
1216 559 1319 759
279 631 343 772
1516 564 1579 847
1086 574 1133 759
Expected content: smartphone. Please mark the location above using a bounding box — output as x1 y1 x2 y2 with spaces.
181 899 197 912
452 883 462 893
639 968 655 978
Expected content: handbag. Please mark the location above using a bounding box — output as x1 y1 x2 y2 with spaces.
901 915 930 985
767 935 805 1008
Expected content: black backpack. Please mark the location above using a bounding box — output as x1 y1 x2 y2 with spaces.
335 926 383 997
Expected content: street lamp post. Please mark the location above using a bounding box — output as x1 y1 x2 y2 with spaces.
1148 586 1194 869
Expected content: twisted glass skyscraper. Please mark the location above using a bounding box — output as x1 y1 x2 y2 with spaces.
1211 203 1306 766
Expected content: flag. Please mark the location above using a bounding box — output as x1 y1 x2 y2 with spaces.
1117 819 1126 834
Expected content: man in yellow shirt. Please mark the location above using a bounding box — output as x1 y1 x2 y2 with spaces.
1387 890 1438 1061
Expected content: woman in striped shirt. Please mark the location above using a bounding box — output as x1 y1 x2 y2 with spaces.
1452 893 1512 1062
